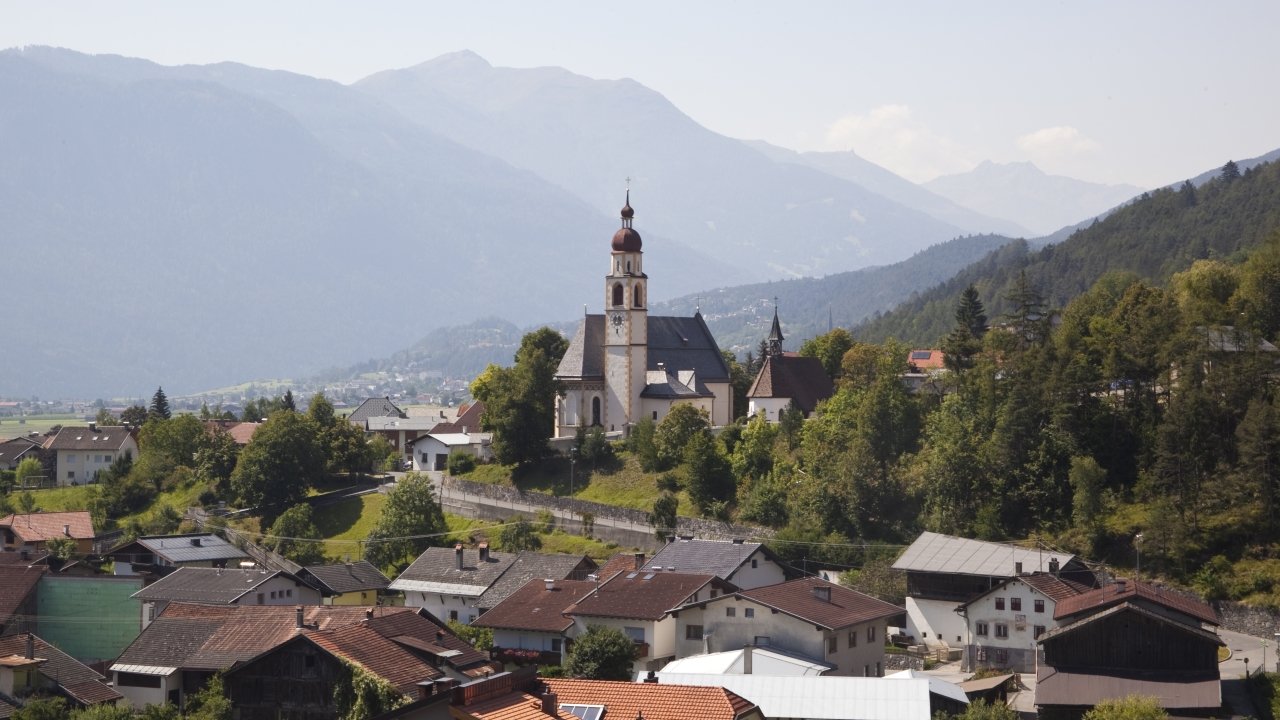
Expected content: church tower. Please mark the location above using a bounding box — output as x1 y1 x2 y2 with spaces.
602 191 648 430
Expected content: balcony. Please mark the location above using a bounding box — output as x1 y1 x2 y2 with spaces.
491 647 563 667
633 642 650 659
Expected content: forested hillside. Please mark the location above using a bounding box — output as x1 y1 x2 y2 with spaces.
857 160 1280 345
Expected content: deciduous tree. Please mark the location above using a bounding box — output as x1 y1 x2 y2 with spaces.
231 411 324 523
265 503 328 565
564 626 637 681
363 473 446 570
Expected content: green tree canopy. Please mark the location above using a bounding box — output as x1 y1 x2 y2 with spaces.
265 503 328 565
1082 696 1169 720
654 404 710 470
648 491 679 539
231 410 324 523
363 473 446 570
799 327 854 381
471 327 568 465
497 517 542 552
564 625 637 680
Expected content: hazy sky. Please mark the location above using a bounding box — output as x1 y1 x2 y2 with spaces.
4 1 1276 187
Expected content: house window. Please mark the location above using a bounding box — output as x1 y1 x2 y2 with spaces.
652 411 658 420
592 397 602 426
104 454 112 462
449 610 458 621
67 471 75 480
685 625 704 640
754 636 771 646
286 589 293 598
751 559 758 568
148 605 156 622
726 607 736 617
1034 599 1044 613
828 636 838 654
975 622 988 637
623 627 645 643
744 608 755 618
995 597 1005 610
117 672 163 688
866 626 876 642
551 639 562 652
257 593 265 605
1034 625 1046 638
994 623 1008 639
864 665 871 677
67 454 76 463
848 631 857 648
1010 598 1022 611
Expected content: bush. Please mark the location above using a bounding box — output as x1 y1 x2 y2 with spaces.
536 508 556 533
447 450 476 475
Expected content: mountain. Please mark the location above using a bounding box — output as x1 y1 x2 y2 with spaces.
858 158 1280 346
924 161 1144 236
0 47 732 397
744 141 1033 238
354 51 967 279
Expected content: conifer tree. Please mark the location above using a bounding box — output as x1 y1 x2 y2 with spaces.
149 386 171 421
1220 159 1241 182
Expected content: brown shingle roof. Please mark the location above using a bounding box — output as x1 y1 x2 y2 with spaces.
1053 579 1218 626
567 571 723 621
474 579 595 633
746 353 834 414
390 546 516 594
596 552 642 581
0 565 43 618
365 609 494 671
0 511 95 542
301 561 391 595
1020 573 1093 603
45 425 135 451
0 634 120 706
543 678 759 720
455 401 486 433
477 552 597 610
737 577 903 630
308 624 443 694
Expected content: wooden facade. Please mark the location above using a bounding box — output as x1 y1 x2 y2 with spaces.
224 639 345 720
1042 606 1218 673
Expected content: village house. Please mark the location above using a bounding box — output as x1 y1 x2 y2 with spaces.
109 603 486 710
956 571 1091 673
902 349 948 394
295 561 391 606
892 531 1094 653
346 397 407 426
0 633 122 717
44 424 137 486
564 567 734 674
1035 578 1223 720
645 537 790 590
474 552 597 614
0 436 44 472
390 544 516 624
0 511 96 557
131 566 321 628
672 577 903 678
472 578 595 667
746 308 835 421
407 432 493 471
107 533 249 577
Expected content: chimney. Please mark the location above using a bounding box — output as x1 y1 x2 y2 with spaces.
633 552 645 571
63 524 71 537
295 606 304 629
365 608 374 621
812 586 831 603
1015 561 1023 575
192 537 202 547
1115 579 1127 594
1049 557 1060 576
455 544 464 570
479 542 490 563
743 644 753 675
25 634 34 660
545 579 555 591
415 680 435 700
643 670 658 684
541 692 558 715
88 422 97 432
434 678 457 697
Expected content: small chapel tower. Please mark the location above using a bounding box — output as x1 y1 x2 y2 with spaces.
603 191 648 428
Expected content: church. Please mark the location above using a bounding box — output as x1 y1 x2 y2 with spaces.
553 195 733 438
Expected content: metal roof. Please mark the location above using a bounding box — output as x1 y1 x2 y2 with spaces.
656 647 832 677
653 673 954 720
132 534 249 564
387 579 489 596
1035 667 1221 710
892 531 1074 577
109 664 177 676
885 669 971 705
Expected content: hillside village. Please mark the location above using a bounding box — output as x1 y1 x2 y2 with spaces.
6 164 1280 720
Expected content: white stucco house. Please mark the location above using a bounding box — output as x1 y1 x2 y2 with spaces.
956 572 1092 672
46 424 137 486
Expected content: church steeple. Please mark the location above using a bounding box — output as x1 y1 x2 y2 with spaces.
767 304 784 357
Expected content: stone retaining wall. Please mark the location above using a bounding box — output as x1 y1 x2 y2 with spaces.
1217 600 1280 639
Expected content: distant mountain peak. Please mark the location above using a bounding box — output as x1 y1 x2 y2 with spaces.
418 49 492 71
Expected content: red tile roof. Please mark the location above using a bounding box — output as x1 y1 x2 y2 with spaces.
567 572 722 621
461 691 579 720
597 552 642 581
737 577 903 629
473 579 595 633
0 511 95 542
543 678 758 720
308 624 443 695
1053 579 1217 626
907 349 946 371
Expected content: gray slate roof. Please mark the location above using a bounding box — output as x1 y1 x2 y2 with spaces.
892 531 1075 577
389 547 516 595
0 437 41 465
132 567 305 604
475 552 597 610
117 534 248 564
348 397 407 424
301 561 391 595
645 538 768 581
556 313 730 383
46 425 134 451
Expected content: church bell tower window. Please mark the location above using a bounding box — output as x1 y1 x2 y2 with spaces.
612 283 624 307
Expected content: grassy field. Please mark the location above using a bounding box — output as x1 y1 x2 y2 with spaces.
459 452 692 515
0 414 86 440
13 478 210 532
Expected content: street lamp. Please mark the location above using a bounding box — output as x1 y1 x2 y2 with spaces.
569 448 578 497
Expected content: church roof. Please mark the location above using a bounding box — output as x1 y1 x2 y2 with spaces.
556 314 730 383
746 353 834 414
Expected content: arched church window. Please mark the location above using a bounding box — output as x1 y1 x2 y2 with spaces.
626 261 632 273
612 283 624 307
633 285 644 308
591 397 602 427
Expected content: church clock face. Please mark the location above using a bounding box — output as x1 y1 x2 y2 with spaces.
612 312 624 334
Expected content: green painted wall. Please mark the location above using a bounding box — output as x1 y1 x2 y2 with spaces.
37 575 142 663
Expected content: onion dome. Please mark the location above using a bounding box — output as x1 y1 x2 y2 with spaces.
611 190 642 251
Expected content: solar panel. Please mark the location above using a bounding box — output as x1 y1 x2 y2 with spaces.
626 572 638 579
911 350 931 359
561 705 604 720
642 573 655 580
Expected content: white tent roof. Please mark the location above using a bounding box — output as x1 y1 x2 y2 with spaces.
652 672 960 720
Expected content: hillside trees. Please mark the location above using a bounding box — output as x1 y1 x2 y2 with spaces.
363 473 446 570
265 503 327 565
231 410 324 523
471 327 567 465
